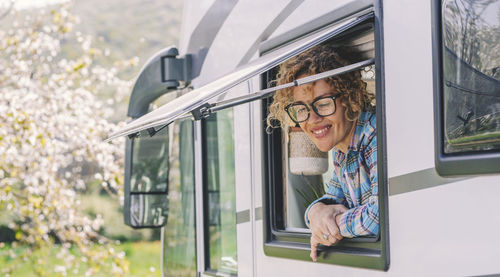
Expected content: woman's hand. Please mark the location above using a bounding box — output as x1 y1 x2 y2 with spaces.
308 202 348 261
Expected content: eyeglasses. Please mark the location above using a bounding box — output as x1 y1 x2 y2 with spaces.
284 93 343 124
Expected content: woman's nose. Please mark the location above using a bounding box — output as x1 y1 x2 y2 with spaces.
308 108 322 123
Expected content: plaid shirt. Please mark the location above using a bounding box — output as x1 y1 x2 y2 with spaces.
304 111 378 238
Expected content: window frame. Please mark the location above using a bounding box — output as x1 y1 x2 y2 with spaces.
261 1 390 271
201 112 238 277
431 0 500 177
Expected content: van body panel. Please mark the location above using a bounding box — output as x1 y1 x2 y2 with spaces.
123 0 500 275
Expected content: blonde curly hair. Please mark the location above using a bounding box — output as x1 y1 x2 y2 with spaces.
266 43 375 131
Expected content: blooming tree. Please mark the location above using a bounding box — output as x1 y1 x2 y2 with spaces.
0 3 134 276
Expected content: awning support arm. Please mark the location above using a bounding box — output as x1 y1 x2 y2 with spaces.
190 58 375 118
149 58 375 136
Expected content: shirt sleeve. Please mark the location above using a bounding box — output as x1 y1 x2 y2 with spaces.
304 172 346 228
337 134 379 238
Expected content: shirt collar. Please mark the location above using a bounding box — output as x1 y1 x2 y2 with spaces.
348 111 374 153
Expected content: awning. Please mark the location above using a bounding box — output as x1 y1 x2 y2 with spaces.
107 11 374 141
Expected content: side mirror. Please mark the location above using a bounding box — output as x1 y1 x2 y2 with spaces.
124 127 169 228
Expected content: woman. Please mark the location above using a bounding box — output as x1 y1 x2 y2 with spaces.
267 43 378 262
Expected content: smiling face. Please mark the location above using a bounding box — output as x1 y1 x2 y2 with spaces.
292 79 355 153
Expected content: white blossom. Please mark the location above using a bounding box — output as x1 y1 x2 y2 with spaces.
0 3 131 276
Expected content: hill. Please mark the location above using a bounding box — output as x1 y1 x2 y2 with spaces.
70 0 183 73
67 0 184 120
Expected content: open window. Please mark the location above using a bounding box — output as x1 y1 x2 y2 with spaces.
261 6 389 271
432 0 500 176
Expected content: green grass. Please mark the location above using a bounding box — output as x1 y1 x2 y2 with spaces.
449 131 500 145
123 241 162 277
78 192 157 242
0 241 161 277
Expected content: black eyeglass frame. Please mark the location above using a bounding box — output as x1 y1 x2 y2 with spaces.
284 92 344 124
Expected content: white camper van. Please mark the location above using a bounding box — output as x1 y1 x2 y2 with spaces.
109 0 500 276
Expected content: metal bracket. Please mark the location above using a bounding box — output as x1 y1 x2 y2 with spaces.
161 48 192 89
191 103 213 121
127 46 193 118
146 127 157 137
127 132 139 139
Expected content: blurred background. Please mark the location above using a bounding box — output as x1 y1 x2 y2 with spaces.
0 0 183 276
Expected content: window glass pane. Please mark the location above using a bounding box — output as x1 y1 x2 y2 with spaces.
163 120 197 276
131 127 169 193
442 0 500 154
205 110 238 274
129 194 168 227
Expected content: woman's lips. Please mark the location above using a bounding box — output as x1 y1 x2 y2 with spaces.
310 125 331 138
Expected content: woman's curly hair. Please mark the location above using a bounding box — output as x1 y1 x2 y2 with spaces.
266 43 375 131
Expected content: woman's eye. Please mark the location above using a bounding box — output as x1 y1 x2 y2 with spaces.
296 107 307 113
316 102 331 109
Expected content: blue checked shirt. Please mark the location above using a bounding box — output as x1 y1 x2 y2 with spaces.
304 111 378 238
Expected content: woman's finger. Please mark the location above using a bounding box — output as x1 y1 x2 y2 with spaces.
311 224 329 244
314 227 339 246
325 219 342 241
316 230 336 245
326 231 339 244
310 236 319 262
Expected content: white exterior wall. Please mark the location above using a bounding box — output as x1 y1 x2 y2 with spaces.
197 0 290 85
178 0 216 55
267 0 362 41
384 0 435 177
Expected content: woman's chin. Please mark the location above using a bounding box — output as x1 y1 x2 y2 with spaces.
306 134 332 152
314 141 333 152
